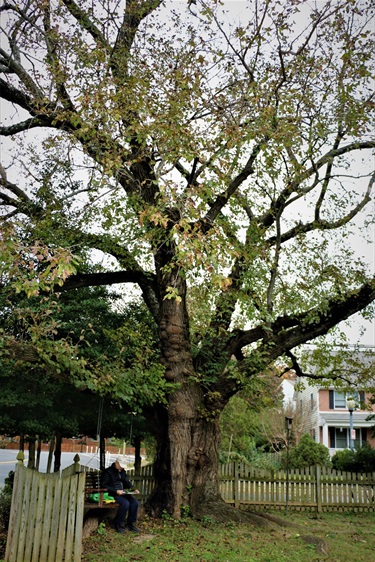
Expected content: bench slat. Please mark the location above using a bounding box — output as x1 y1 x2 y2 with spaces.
84 471 116 509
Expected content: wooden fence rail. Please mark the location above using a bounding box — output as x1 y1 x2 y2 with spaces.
219 462 375 512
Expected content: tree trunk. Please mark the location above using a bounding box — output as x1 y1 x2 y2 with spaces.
36 436 42 470
47 433 55 473
147 401 289 528
134 435 142 475
27 438 36 469
146 387 224 520
53 430 62 472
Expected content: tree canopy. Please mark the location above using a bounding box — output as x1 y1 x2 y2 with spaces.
0 0 374 520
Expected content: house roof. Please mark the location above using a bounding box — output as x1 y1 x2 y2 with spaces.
319 412 374 427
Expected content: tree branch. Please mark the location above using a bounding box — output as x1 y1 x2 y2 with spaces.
0 47 44 99
285 350 354 386
199 141 263 233
43 3 75 111
0 117 52 136
110 0 162 78
57 269 160 323
61 0 109 47
266 172 374 246
226 276 375 360
260 140 375 229
264 278 375 361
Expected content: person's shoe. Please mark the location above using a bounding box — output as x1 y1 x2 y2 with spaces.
111 521 124 533
125 523 139 533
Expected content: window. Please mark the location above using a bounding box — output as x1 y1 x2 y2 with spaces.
329 427 365 449
334 391 347 408
329 390 365 410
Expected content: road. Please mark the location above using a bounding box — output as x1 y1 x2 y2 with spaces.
0 449 116 487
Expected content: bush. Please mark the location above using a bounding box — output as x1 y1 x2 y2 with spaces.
0 471 14 532
282 434 331 469
332 443 375 472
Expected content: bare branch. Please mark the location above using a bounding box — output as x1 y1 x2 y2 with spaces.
228 276 375 362
0 77 35 112
110 0 162 78
267 172 374 246
260 140 375 229
43 3 75 111
0 117 52 136
0 47 44 99
285 350 353 385
0 163 32 203
57 269 160 323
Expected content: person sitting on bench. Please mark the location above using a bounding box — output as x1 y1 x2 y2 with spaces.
101 456 140 533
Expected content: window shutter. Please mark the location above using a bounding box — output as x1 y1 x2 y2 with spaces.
329 427 335 448
359 391 365 405
329 390 334 409
362 428 367 443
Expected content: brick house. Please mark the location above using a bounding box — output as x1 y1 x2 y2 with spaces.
295 379 375 456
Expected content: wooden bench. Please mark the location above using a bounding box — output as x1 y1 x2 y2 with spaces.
84 471 117 509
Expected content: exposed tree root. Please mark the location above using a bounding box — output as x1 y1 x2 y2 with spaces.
193 501 291 529
191 502 329 554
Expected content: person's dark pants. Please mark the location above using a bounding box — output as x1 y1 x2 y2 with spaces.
113 494 139 526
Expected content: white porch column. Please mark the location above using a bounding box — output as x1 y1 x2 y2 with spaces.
322 423 329 448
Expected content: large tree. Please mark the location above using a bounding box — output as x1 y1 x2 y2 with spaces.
0 0 374 520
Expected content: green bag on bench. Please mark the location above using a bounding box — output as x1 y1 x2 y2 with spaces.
88 492 115 504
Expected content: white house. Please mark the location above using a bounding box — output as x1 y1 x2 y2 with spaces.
294 379 375 456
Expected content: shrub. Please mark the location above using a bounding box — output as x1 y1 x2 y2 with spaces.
282 434 331 469
0 471 14 532
332 443 375 472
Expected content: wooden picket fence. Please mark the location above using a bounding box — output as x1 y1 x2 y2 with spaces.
5 454 85 562
127 464 155 501
5 455 374 562
219 462 375 512
4 454 156 562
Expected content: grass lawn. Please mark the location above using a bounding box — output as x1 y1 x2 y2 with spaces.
82 510 375 562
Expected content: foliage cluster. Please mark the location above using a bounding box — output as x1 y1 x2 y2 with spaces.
331 443 375 473
0 281 161 446
282 434 332 469
0 471 14 533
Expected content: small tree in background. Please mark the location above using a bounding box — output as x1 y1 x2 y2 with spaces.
282 434 331 469
259 399 311 452
219 372 282 462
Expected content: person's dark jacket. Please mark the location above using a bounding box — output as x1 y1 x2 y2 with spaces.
101 463 134 498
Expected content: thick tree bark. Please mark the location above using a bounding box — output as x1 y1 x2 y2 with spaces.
146 399 223 519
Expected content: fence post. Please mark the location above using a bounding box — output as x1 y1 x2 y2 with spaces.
73 454 80 473
315 465 322 513
16 450 25 465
